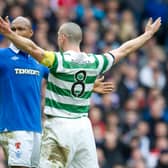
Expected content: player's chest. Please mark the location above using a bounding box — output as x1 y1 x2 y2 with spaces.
2 54 41 77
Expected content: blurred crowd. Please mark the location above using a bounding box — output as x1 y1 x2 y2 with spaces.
0 0 168 168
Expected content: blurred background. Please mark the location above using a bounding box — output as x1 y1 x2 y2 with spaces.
0 0 168 167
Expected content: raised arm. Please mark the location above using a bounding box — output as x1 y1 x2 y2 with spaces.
109 18 161 64
0 17 48 63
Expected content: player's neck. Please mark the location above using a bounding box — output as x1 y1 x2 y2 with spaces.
63 44 80 52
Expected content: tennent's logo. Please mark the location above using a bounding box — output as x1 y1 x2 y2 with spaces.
14 68 40 76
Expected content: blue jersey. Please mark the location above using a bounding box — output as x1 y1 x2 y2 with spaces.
0 44 49 133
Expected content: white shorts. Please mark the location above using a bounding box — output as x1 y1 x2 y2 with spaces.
0 131 41 167
39 116 99 168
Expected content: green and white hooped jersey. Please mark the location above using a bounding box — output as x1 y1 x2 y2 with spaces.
44 50 115 118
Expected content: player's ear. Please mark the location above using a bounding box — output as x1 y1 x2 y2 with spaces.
29 29 33 37
61 33 66 40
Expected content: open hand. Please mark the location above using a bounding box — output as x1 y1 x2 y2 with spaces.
93 76 115 94
145 17 161 37
0 16 11 36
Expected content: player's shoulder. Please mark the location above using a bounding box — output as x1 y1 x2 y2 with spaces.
0 47 10 53
37 60 49 73
45 50 57 56
0 48 12 57
28 55 39 63
30 56 48 68
29 56 49 75
41 63 49 72
39 63 49 78
86 52 102 57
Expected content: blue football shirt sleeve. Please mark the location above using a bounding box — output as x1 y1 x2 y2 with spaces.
42 66 49 80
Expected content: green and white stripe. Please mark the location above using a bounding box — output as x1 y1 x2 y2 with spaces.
48 74 94 92
44 51 114 118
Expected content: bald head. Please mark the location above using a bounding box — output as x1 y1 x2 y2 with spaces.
12 16 32 30
59 22 82 44
11 16 33 38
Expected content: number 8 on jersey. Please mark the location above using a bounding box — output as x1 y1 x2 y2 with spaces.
71 70 86 97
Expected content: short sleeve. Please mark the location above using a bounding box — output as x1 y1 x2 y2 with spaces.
40 51 56 67
42 66 49 80
100 52 115 74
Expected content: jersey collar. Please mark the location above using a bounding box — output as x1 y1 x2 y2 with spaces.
9 43 30 58
9 43 20 54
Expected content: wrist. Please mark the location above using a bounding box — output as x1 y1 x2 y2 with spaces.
144 31 153 40
5 29 14 39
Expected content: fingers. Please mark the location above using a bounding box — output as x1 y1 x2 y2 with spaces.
97 76 104 82
0 16 7 26
0 16 10 25
147 17 153 26
102 88 114 94
0 17 5 32
145 17 161 34
102 82 116 94
0 16 4 24
155 17 161 22
153 17 161 25
103 86 115 91
103 82 115 88
146 17 161 28
156 17 161 25
152 17 162 32
0 16 12 35
5 16 10 24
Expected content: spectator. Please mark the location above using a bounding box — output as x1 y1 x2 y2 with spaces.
143 95 168 141
119 9 137 42
127 148 146 168
136 121 150 158
156 149 168 168
139 59 166 90
103 131 125 168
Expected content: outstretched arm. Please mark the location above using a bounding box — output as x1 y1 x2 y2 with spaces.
0 16 51 64
109 18 161 64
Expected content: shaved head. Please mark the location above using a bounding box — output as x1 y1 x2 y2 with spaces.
59 22 82 44
11 16 33 38
12 16 32 29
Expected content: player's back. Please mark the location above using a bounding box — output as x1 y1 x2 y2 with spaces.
45 50 114 118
